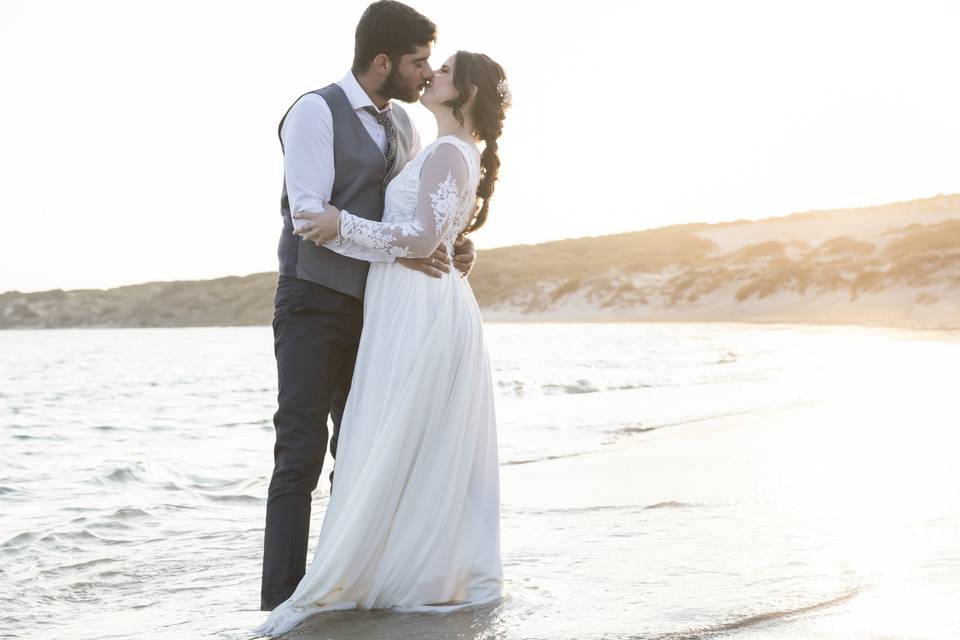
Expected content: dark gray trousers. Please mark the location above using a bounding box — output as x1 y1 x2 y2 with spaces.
260 274 362 610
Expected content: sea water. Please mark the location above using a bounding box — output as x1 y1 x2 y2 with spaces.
1 323 958 639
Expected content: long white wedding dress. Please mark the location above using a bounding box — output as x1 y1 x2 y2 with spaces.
253 135 502 636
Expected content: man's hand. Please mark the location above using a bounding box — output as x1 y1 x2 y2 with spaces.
452 235 477 277
396 245 452 278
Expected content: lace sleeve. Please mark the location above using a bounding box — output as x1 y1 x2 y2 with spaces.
338 142 470 258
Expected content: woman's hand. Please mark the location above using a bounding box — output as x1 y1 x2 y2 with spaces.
452 235 476 277
397 246 453 278
293 202 341 246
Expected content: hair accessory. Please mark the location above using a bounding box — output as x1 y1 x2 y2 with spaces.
495 78 512 107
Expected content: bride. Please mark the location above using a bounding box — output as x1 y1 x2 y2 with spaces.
252 50 511 636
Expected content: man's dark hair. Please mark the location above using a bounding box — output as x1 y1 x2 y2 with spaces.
352 1 437 74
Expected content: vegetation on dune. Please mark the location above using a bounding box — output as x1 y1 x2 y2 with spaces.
2 196 958 328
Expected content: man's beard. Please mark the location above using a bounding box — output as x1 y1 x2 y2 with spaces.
381 66 423 103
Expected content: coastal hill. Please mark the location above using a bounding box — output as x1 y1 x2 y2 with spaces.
2 194 958 330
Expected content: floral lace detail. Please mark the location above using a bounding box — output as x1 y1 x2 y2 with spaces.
429 172 460 235
339 137 480 261
339 215 424 259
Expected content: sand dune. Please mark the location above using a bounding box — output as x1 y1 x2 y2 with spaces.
479 194 960 329
2 194 958 329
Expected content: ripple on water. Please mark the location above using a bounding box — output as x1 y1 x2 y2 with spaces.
109 507 153 519
88 463 185 493
1 530 40 550
38 557 118 576
11 433 65 441
197 493 264 505
95 466 143 484
183 474 262 492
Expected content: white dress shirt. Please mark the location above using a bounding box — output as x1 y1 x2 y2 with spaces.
280 71 421 262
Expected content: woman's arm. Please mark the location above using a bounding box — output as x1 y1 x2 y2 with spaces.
295 142 471 259
282 95 394 263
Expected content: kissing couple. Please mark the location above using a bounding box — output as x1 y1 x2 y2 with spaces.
254 0 511 635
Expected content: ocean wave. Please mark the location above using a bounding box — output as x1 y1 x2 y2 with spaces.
40 529 120 544
508 501 707 515
183 474 262 492
609 424 658 437
155 502 203 511
11 433 64 441
496 379 526 396
609 382 653 391
38 556 116 576
643 501 702 509
66 512 152 533
96 466 143 484
627 404 805 435
502 451 593 466
5 527 145 555
542 379 600 395
497 378 655 397
89 462 181 491
1 530 39 550
499 378 603 396
654 589 860 639
215 420 269 429
109 507 152 519
196 492 264 504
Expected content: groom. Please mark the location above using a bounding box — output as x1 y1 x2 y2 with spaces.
261 0 477 611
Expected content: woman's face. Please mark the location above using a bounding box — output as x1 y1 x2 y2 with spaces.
420 54 458 110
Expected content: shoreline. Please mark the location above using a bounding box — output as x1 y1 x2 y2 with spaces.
2 317 957 335
484 315 960 333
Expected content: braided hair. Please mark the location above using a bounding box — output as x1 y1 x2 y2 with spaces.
441 51 510 234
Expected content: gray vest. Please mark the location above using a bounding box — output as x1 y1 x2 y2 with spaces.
276 83 416 299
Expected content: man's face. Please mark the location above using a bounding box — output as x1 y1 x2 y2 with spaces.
381 44 434 103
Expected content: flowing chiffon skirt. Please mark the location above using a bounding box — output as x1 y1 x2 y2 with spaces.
253 262 502 635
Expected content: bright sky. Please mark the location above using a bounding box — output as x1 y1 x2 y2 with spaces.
1 0 959 293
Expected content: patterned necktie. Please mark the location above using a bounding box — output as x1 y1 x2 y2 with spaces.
363 105 398 174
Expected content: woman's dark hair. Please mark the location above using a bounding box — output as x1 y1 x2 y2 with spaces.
352 1 437 74
443 51 509 235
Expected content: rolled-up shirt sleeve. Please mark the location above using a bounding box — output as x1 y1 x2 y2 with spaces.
280 94 394 263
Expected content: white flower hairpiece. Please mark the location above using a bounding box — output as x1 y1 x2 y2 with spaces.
496 78 512 107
